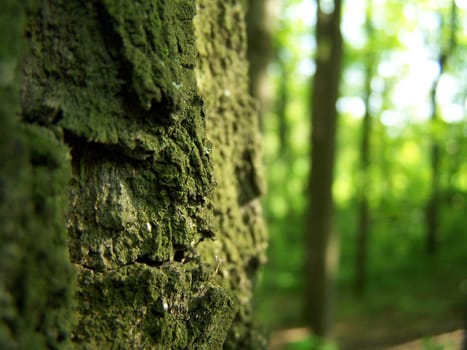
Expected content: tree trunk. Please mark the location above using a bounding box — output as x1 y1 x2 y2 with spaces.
245 0 277 125
276 57 290 155
426 0 457 255
0 2 75 349
355 1 374 297
1 1 267 349
305 0 343 338
196 1 268 348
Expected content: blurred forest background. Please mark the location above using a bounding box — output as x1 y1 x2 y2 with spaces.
247 0 467 349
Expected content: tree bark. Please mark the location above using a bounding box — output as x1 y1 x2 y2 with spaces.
1 1 266 349
195 1 268 348
0 2 76 349
305 0 343 338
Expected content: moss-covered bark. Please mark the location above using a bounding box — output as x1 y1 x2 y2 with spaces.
0 2 75 349
1 0 266 349
194 1 268 348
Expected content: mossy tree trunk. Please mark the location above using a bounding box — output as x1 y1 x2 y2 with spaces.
0 0 266 349
0 2 75 349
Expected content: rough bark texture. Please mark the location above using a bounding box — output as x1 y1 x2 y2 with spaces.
195 2 268 348
1 0 266 349
0 1 76 349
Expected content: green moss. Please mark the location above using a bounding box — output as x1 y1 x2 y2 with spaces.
22 0 214 269
194 0 268 348
17 125 76 350
0 1 29 345
189 285 238 349
72 262 237 349
20 0 239 348
8 0 266 348
0 125 75 350
1 2 76 349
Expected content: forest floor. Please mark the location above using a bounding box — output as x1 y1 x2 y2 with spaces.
383 329 464 350
260 223 467 350
332 261 466 350
263 263 466 350
333 313 464 350
270 327 464 350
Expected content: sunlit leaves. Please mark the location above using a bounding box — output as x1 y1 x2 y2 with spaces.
257 0 467 332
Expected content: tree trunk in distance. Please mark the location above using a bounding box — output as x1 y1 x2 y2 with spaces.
426 0 457 255
305 0 343 338
1 1 267 349
245 0 277 126
276 57 290 155
355 0 374 297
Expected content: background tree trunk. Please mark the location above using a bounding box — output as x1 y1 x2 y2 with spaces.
425 0 457 255
245 0 277 126
1 1 266 349
355 0 374 297
305 0 343 338
276 57 290 156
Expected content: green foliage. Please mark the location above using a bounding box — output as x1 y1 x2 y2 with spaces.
286 335 339 350
256 0 467 348
422 337 449 350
